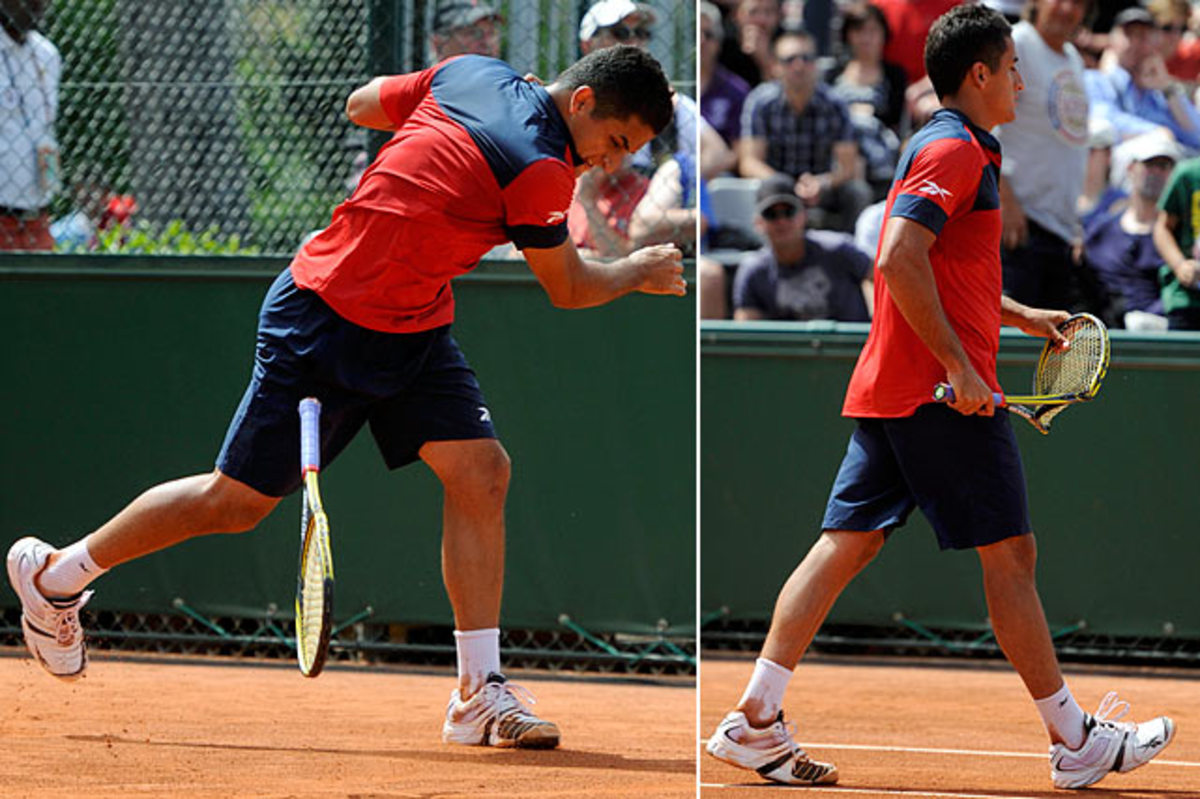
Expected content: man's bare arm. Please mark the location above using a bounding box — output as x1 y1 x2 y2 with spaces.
523 239 686 309
345 77 396 131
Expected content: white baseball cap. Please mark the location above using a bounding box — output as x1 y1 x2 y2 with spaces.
579 0 656 41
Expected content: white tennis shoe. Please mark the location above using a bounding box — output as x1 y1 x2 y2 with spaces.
706 710 839 785
442 672 561 749
1050 692 1175 789
6 536 92 681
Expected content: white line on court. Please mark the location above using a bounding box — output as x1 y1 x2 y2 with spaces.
698 738 1200 769
699 783 1044 798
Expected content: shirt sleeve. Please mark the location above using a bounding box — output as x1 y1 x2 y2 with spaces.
839 237 873 281
887 138 980 236
502 158 576 250
731 252 769 313
378 66 439 129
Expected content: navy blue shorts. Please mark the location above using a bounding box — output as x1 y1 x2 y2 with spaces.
216 269 496 497
821 404 1031 550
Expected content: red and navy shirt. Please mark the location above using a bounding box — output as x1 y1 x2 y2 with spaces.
843 108 1004 418
291 56 580 333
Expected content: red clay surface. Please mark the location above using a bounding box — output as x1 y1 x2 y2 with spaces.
701 656 1200 798
0 651 694 798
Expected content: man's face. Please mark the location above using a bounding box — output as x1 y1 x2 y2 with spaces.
435 15 501 59
700 13 721 70
980 37 1023 125
774 34 817 93
0 0 46 34
1034 0 1088 43
736 0 779 32
566 89 655 175
1114 22 1160 71
1131 156 1175 199
756 201 805 246
588 13 653 52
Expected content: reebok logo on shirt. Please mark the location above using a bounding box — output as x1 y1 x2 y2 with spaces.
545 210 567 224
917 179 953 200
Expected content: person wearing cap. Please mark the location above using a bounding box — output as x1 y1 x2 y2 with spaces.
1082 132 1178 328
1084 5 1200 150
1152 138 1200 328
700 0 750 148
738 27 871 233
730 173 872 321
993 0 1091 311
707 6 1174 789
429 0 502 61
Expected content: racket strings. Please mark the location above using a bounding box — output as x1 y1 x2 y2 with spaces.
1035 319 1106 397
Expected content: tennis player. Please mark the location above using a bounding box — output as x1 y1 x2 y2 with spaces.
706 5 1175 789
6 45 682 750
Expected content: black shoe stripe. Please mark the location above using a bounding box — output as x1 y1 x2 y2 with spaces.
1112 730 1129 772
756 753 794 777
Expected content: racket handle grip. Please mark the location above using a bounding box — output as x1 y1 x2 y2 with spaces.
932 383 1006 407
299 397 322 474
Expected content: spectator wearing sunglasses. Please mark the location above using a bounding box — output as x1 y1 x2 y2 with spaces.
1148 0 1200 83
738 27 872 232
579 0 698 174
430 0 503 61
731 174 873 321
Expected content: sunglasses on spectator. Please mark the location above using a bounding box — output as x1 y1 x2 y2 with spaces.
604 23 652 42
702 28 719 41
761 203 800 221
778 52 817 65
1160 23 1187 34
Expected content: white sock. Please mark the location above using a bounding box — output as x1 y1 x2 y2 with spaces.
737 657 794 725
37 538 107 598
1035 683 1087 749
454 627 501 697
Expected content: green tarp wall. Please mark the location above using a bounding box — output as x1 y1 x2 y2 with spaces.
702 321 1200 639
0 256 695 636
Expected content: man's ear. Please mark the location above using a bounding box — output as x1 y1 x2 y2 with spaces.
570 85 596 116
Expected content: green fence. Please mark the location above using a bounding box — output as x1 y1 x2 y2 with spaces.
702 321 1200 648
0 256 695 639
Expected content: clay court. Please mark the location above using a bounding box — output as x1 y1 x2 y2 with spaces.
0 652 694 798
701 656 1200 798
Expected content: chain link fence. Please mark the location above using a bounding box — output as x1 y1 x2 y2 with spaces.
0 0 695 255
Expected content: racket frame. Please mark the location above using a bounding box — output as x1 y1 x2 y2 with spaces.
296 397 334 678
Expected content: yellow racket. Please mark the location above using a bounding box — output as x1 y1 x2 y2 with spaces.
296 397 334 677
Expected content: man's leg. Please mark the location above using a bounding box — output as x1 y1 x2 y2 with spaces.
977 533 1175 788
422 438 559 749
744 529 885 724
8 469 278 680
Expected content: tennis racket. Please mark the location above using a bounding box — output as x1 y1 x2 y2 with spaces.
296 397 334 677
933 313 1110 434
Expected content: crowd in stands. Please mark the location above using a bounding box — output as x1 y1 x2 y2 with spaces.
700 0 1200 332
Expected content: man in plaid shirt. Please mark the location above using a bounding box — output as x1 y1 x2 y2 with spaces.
737 27 872 232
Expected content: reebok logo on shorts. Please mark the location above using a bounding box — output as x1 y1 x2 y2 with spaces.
479 406 492 423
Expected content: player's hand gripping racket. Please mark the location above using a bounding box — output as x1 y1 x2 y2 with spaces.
933 313 1110 435
296 397 334 677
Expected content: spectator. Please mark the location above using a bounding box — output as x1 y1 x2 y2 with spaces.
732 174 873 321
50 172 136 250
0 0 60 251
825 3 908 131
995 0 1091 311
1153 151 1200 329
579 0 697 169
700 1 750 148
738 27 871 232
1085 6 1200 150
700 115 738 180
429 0 503 61
1148 0 1200 83
700 255 729 318
872 0 958 85
567 157 649 258
630 152 698 256
721 0 781 88
1083 134 1179 328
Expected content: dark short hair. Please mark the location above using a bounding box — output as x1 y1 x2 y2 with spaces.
924 4 1011 100
840 2 890 48
555 45 673 134
771 23 813 50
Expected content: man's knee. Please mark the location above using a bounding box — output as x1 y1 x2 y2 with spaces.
203 471 279 533
820 529 885 572
424 439 512 503
978 532 1038 578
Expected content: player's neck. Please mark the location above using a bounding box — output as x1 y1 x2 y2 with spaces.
939 95 998 133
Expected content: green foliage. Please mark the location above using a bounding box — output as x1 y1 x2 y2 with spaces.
93 219 259 255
